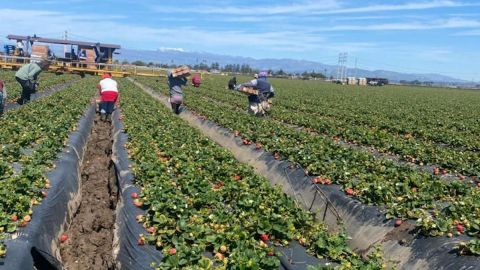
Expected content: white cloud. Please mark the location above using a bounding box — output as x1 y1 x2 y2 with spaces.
153 0 476 16
313 18 480 31
0 8 344 54
153 0 341 15
312 0 476 15
455 29 480 35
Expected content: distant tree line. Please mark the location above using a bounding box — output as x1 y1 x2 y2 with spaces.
118 59 328 80
399 80 435 86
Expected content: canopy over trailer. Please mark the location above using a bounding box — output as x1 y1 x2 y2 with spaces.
1 34 134 77
7 34 120 63
1 34 184 78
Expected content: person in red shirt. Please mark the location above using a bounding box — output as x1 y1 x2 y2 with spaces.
191 74 201 87
97 73 119 120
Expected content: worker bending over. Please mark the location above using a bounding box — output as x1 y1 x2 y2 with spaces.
234 71 275 116
191 74 201 87
168 70 188 115
0 80 6 116
15 60 50 105
97 73 119 121
228 76 237 90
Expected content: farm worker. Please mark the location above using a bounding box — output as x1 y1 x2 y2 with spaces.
0 80 6 116
234 71 275 116
15 59 51 105
97 73 119 120
167 70 188 115
228 76 237 90
16 40 24 56
192 74 201 87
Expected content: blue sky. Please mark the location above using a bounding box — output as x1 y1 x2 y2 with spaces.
1 0 479 80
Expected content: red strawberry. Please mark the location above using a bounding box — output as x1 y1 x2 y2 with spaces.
260 234 269 241
169 248 177 255
395 219 402 227
147 226 155 234
433 167 440 176
456 224 465 234
312 177 322 184
131 192 138 199
267 251 275 256
324 178 332 185
234 175 242 181
60 234 68 243
345 188 354 196
255 143 262 150
214 252 225 260
137 238 145 245
11 214 18 222
477 182 480 188
133 199 143 207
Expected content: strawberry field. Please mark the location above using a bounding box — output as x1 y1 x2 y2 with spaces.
118 79 386 269
0 77 97 258
0 70 79 103
0 71 478 269
135 75 480 256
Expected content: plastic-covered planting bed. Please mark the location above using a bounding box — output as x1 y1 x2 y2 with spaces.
132 78 480 270
110 99 332 269
0 105 95 270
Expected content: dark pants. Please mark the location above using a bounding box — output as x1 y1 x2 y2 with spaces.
171 103 181 115
0 92 4 115
15 77 35 105
100 101 115 114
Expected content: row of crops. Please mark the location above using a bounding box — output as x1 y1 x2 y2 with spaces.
0 76 97 257
185 76 480 178
0 71 478 268
0 70 78 103
118 79 386 269
134 76 480 255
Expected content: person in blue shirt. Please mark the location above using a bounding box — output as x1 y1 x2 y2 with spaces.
234 71 275 116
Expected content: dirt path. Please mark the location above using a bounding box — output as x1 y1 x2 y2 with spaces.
60 116 117 270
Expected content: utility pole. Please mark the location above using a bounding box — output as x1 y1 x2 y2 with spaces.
64 30 68 56
354 57 358 79
336 52 348 83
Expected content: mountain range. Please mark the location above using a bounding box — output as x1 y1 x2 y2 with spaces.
119 48 468 84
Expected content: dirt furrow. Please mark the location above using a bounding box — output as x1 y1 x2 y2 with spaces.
60 116 117 270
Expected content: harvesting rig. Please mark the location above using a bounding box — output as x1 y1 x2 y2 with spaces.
0 34 163 77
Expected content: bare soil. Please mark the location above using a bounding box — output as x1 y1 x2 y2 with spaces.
60 116 118 270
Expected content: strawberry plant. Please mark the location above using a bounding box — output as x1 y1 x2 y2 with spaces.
119 79 387 269
0 77 97 255
0 70 79 102
135 76 480 243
